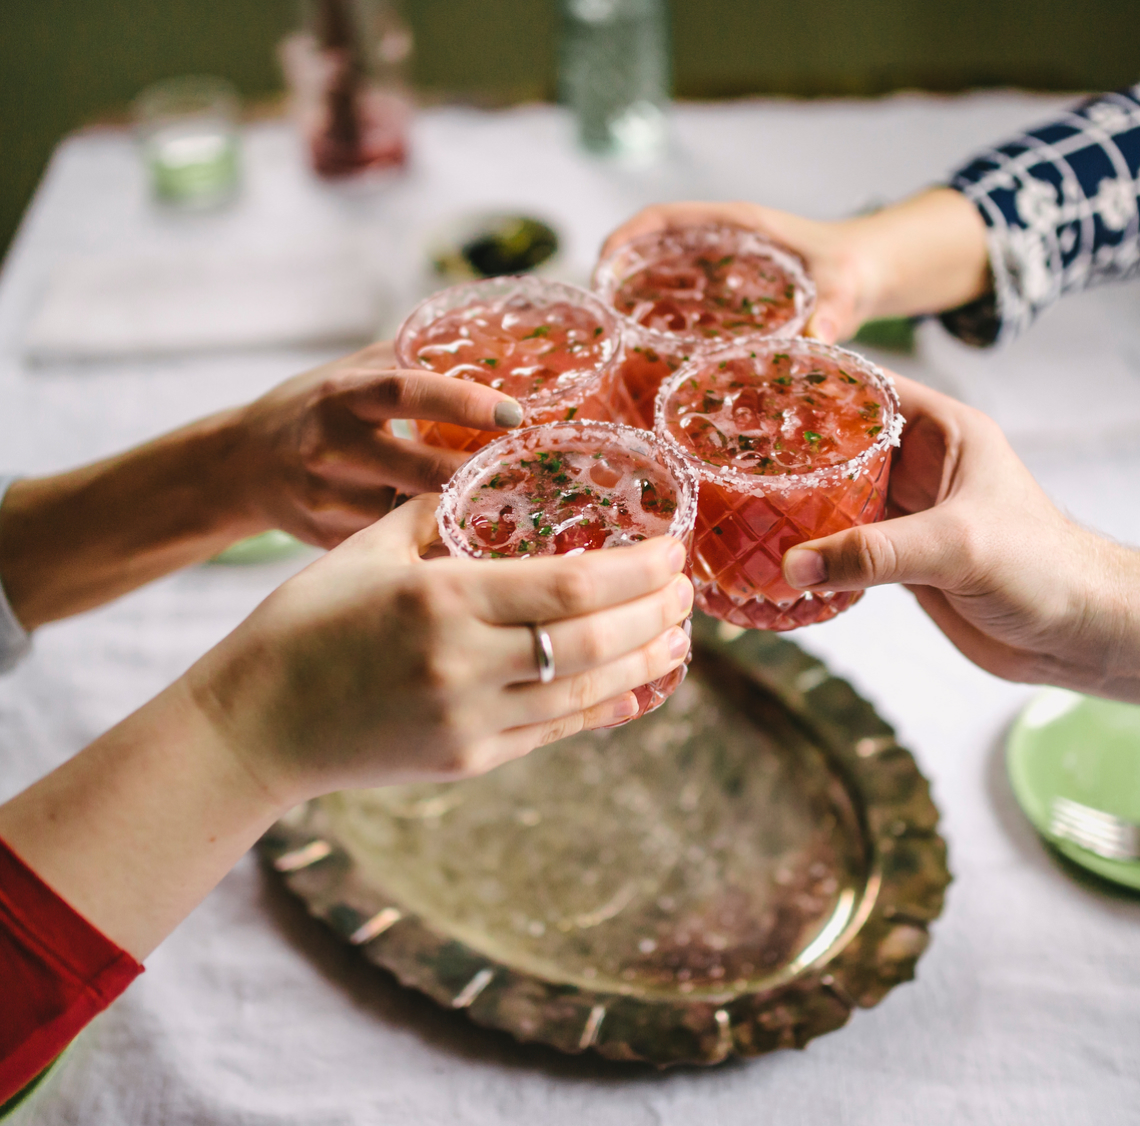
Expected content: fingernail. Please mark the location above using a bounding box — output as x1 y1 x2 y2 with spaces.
493 399 524 429
667 627 691 661
607 693 639 722
670 573 694 615
811 316 837 343
665 539 687 573
784 548 827 589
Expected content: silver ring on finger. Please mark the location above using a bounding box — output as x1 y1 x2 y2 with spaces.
530 623 556 684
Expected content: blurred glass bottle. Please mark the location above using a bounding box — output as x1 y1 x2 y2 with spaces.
281 0 414 181
559 0 670 160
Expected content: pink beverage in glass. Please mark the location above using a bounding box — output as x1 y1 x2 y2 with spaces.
655 339 902 632
592 224 816 428
395 276 636 454
437 421 699 723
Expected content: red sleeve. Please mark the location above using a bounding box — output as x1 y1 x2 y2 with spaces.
0 836 142 1105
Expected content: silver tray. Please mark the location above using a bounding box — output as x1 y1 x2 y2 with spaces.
259 614 950 1067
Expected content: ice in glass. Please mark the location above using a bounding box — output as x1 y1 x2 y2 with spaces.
592 224 815 427
396 277 636 453
437 421 698 722
655 338 902 631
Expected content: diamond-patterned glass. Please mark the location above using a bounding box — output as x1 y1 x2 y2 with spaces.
689 449 891 631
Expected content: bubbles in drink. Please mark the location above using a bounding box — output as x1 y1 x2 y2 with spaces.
663 351 889 475
615 249 803 341
406 296 614 400
455 445 679 560
592 225 815 429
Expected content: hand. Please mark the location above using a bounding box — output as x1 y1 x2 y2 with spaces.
0 342 524 629
781 376 1140 702
599 190 991 345
0 497 693 960
233 340 524 548
190 495 695 801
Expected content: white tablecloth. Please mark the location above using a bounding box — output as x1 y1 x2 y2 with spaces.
2 96 1139 1125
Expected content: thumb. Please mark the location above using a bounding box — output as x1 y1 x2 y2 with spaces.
805 287 862 346
783 511 956 593
804 309 842 345
343 370 525 432
351 492 443 563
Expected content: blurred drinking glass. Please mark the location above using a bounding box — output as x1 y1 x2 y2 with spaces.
559 0 670 160
281 0 413 182
134 76 241 209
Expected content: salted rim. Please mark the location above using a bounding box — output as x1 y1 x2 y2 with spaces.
591 223 817 350
653 337 904 494
394 275 622 410
436 420 701 560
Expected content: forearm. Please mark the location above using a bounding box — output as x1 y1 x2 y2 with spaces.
0 409 266 630
1075 535 1140 703
843 188 991 323
0 675 281 960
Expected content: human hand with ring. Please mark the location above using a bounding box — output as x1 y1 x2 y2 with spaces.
0 494 693 962
192 493 695 799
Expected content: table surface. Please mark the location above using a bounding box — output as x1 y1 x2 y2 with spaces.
2 95 1139 1126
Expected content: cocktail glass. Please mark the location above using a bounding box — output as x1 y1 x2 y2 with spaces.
437 420 699 723
655 338 902 632
592 223 816 428
396 276 636 454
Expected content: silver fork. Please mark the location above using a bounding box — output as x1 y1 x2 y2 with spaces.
1049 797 1140 862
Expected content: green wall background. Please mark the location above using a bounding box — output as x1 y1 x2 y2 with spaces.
2 0 1139 261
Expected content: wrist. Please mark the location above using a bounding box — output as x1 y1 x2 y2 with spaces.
0 479 33 632
186 406 273 539
831 215 892 329
182 610 307 812
843 189 991 323
1081 539 1140 702
170 669 289 822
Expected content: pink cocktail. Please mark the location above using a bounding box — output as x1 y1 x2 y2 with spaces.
655 339 902 632
437 421 698 723
395 277 636 453
592 225 816 430
592 224 816 428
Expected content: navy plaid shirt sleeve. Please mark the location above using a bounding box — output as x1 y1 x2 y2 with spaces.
940 85 1140 347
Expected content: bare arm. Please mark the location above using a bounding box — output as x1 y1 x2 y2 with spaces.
0 501 692 958
0 341 522 631
0 411 258 631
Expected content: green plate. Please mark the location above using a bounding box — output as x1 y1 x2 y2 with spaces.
209 530 306 566
1007 689 1140 890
